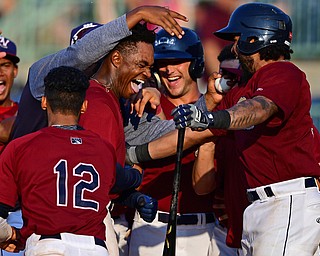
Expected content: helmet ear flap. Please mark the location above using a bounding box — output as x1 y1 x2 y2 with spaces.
189 57 205 80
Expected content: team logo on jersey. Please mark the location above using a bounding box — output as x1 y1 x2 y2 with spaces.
70 137 82 144
316 217 320 224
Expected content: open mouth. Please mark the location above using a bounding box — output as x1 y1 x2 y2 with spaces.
0 81 6 94
131 79 144 94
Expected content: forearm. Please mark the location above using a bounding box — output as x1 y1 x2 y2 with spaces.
227 96 278 129
192 141 216 195
148 128 213 159
30 15 130 100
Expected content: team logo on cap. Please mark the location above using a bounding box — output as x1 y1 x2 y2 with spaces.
0 37 10 49
155 36 176 47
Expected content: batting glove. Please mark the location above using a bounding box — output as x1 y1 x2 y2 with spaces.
171 104 214 131
135 194 158 223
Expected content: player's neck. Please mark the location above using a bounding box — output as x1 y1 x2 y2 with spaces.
48 113 79 127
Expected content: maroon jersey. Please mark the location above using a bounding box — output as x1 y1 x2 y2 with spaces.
139 95 215 213
0 127 116 244
217 61 320 187
79 80 126 166
0 101 18 152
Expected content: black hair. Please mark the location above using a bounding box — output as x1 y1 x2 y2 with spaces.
259 45 293 61
113 23 156 56
44 66 89 116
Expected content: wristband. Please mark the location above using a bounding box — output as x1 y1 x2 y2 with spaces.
135 143 152 162
210 110 231 129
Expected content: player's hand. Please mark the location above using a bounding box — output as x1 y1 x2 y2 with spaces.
205 72 224 110
127 6 188 39
171 104 213 131
0 227 23 252
131 87 161 117
135 194 158 223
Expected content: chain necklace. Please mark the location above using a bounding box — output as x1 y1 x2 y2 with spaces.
90 78 111 92
51 125 84 130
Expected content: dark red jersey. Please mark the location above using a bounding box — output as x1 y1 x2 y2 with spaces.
79 80 126 166
0 127 116 244
217 61 320 187
0 101 18 152
139 95 215 213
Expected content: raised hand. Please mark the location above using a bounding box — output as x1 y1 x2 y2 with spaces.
126 6 188 39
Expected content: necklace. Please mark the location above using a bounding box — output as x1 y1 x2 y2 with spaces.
51 125 84 130
90 78 111 92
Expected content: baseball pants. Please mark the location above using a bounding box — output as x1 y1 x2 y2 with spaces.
25 233 108 256
241 177 320 256
129 210 238 256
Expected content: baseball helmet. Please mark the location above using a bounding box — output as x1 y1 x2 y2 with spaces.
214 3 292 55
154 27 204 80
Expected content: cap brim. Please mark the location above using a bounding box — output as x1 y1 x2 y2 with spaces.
4 54 20 64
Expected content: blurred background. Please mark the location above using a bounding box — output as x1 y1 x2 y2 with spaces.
0 0 319 128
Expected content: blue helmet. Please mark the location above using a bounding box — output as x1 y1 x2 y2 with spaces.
154 27 205 80
214 3 292 55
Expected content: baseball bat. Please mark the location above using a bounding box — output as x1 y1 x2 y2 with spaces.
162 127 186 256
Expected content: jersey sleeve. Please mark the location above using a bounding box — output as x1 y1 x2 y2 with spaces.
29 15 132 100
0 143 19 208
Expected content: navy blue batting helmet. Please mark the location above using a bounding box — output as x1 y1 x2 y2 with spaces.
154 27 205 80
214 3 292 55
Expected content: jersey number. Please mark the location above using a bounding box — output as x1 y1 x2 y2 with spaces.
54 160 100 211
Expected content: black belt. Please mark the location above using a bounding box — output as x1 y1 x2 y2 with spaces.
158 212 215 225
39 234 106 249
247 177 317 202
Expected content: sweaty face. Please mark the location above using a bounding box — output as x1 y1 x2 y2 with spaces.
0 58 17 106
157 59 194 99
116 42 154 99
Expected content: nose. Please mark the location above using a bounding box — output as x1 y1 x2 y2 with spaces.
143 67 152 78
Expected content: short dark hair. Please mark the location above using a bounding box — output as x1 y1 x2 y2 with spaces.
259 45 293 61
113 23 156 56
44 66 89 116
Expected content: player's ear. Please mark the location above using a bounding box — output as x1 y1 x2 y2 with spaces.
110 50 122 68
80 100 88 114
41 96 47 110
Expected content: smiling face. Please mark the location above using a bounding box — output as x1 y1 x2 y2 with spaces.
0 58 17 106
114 41 154 99
156 59 196 99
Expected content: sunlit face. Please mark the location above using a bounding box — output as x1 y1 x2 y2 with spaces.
115 42 154 99
0 58 17 105
156 59 195 98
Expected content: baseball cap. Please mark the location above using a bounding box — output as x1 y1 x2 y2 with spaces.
70 22 102 45
0 36 20 64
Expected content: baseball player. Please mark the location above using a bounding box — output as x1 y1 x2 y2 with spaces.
128 27 237 256
0 36 24 256
171 3 320 255
3 7 187 256
0 36 19 153
0 66 116 255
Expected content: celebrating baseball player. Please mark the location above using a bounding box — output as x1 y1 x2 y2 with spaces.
127 27 237 256
0 66 117 255
171 3 320 255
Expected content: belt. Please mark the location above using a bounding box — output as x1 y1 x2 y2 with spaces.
158 212 215 225
247 177 317 202
39 234 106 249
